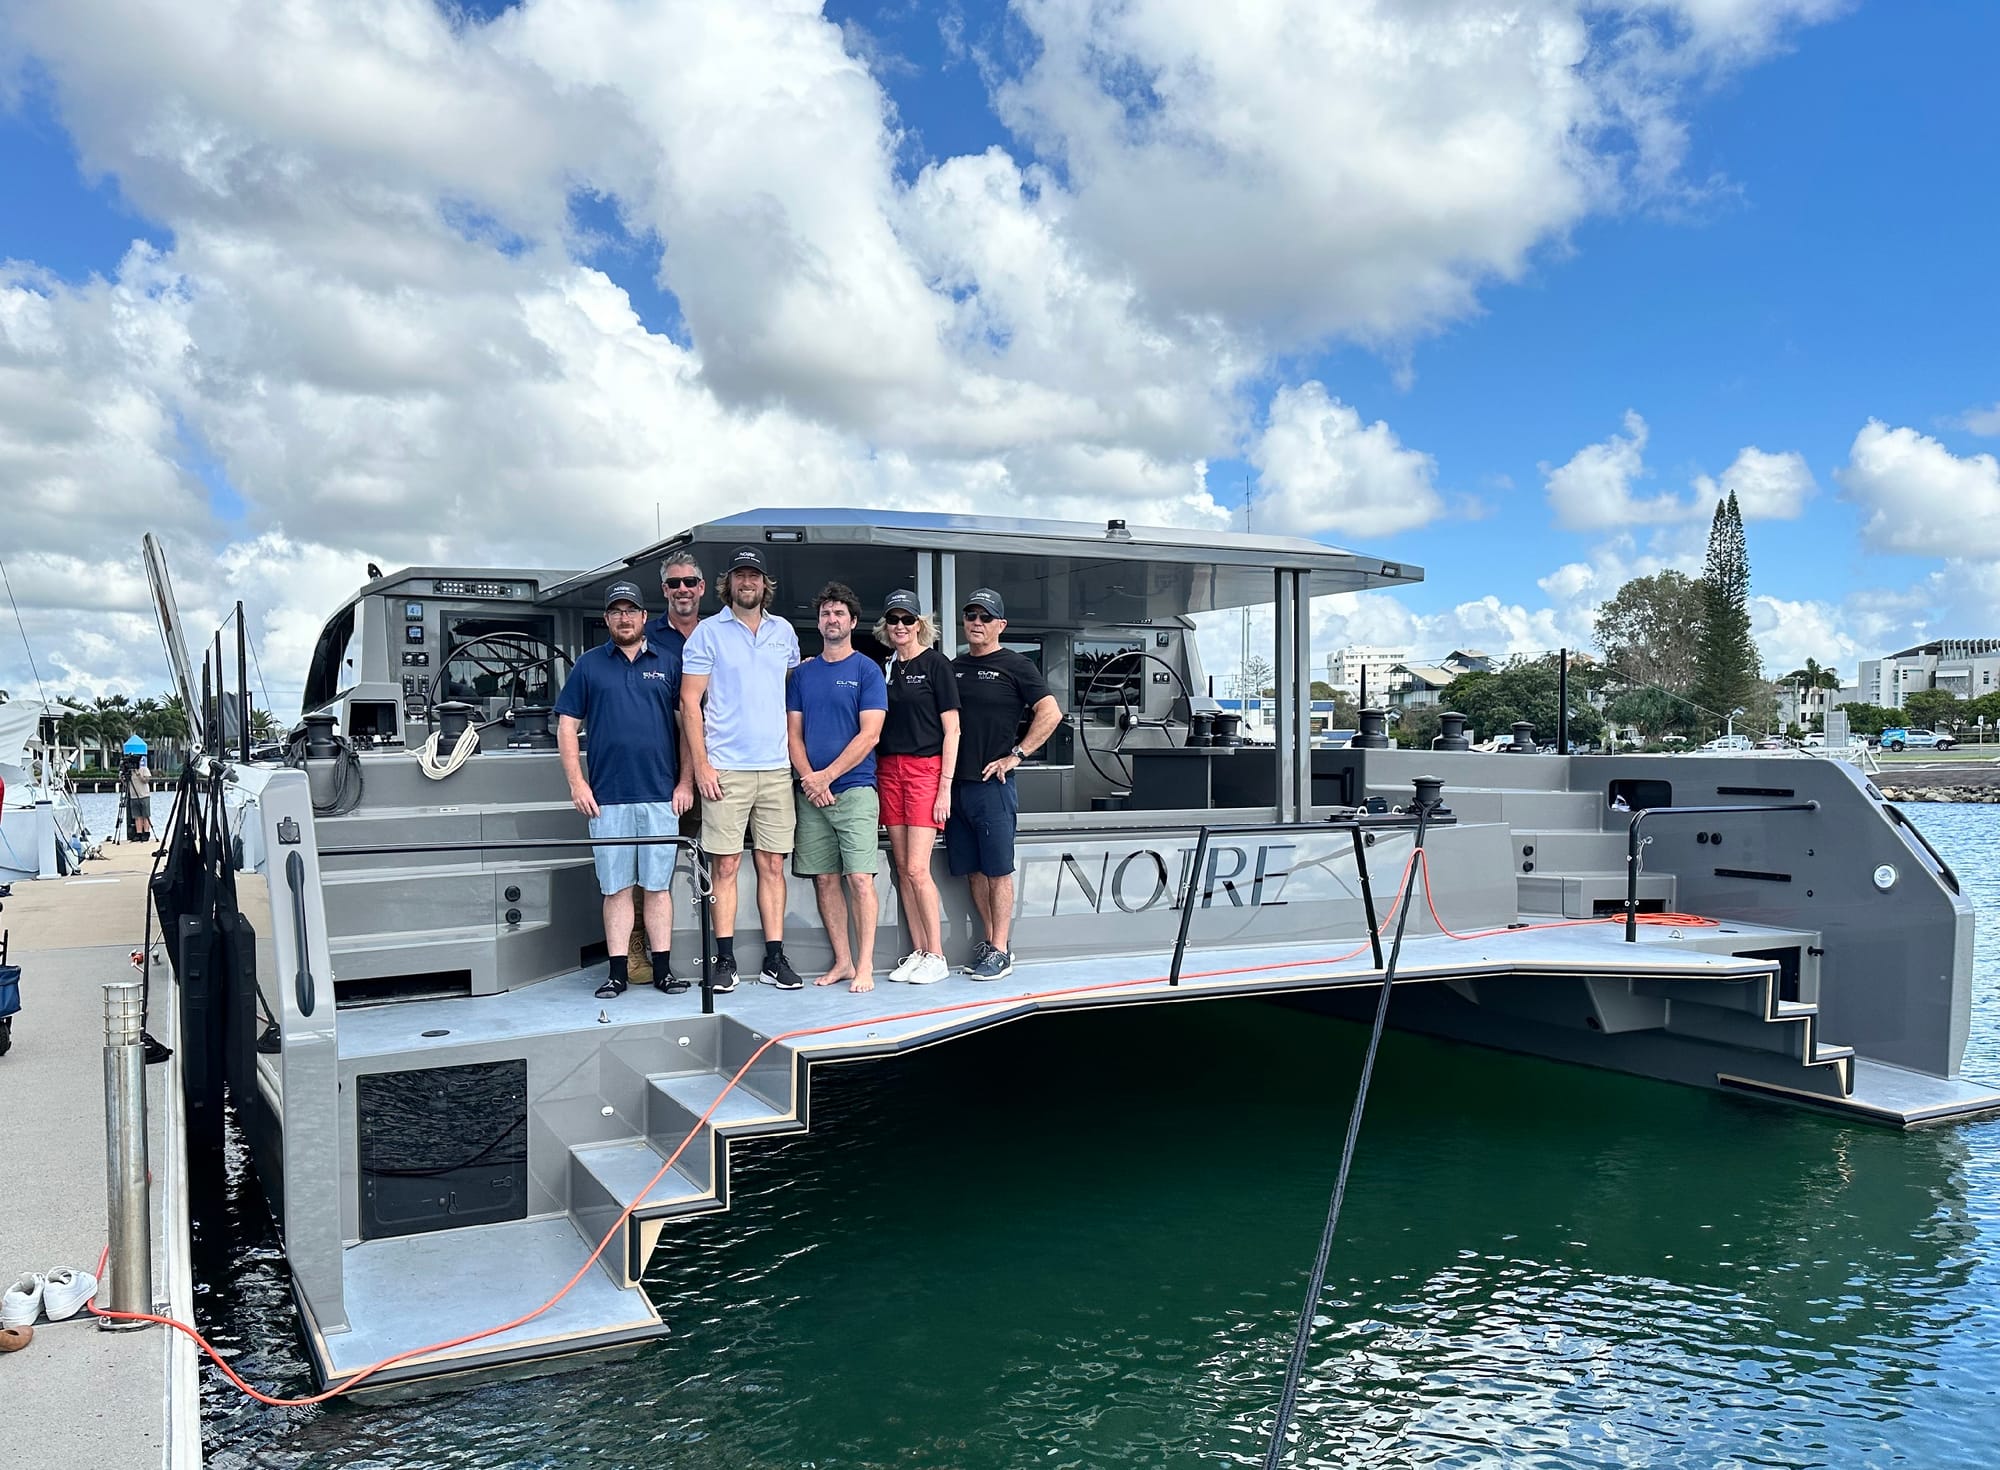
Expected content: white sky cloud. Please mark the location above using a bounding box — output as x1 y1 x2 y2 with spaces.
1836 419 2000 559
1542 411 1696 529
1957 401 2000 436
1694 445 1815 519
0 0 1921 710
1249 384 1444 540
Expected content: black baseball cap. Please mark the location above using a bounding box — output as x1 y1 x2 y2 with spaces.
963 587 1005 618
726 545 770 575
604 580 646 610
885 589 922 616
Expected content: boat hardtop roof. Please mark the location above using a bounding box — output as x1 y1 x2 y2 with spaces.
535 506 1424 623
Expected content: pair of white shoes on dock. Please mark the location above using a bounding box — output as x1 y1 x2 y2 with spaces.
887 951 950 985
2 1268 97 1327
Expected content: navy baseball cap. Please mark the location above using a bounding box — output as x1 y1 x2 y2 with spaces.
604 580 646 610
885 589 922 616
963 587 1005 618
726 545 770 575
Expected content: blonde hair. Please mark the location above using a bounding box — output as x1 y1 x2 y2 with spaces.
873 610 938 650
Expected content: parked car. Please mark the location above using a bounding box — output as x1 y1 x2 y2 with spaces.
1879 727 1957 752
1700 734 1754 751
1802 732 1825 748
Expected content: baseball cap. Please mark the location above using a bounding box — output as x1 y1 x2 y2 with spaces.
726 545 770 575
962 587 1005 618
604 580 646 610
884 589 922 616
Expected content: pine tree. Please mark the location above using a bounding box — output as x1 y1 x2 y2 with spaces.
1691 491 1759 732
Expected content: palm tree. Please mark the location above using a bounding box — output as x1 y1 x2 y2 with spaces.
1784 659 1842 729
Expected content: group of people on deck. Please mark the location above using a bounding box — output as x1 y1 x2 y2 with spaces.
553 546 1062 1001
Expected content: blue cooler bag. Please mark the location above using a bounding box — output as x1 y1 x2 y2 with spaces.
0 962 18 1057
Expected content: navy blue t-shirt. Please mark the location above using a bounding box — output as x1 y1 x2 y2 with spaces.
786 653 888 795
553 638 681 804
642 614 687 660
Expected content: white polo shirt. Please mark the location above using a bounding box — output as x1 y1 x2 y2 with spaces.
682 604 800 770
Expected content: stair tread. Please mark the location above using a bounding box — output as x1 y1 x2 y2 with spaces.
571 1139 706 1207
653 1070 786 1124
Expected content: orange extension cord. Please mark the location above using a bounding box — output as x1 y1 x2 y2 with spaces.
84 847 1715 1406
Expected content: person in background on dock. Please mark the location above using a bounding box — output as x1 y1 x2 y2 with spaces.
556 581 694 1000
681 546 803 993
125 757 152 839
876 589 959 986
787 583 888 992
949 588 1062 981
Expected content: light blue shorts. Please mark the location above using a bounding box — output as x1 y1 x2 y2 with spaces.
588 802 680 895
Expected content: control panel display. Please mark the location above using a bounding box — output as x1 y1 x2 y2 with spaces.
405 625 425 643
432 579 530 599
404 601 424 620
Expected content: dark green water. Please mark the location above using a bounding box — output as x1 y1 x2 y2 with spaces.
204 806 2000 1468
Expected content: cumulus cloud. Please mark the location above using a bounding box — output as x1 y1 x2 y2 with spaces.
1694 445 1815 519
1837 420 2000 559
1542 411 1696 529
1249 384 1444 539
0 0 1853 709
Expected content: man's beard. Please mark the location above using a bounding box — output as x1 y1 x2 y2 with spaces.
610 624 644 646
732 583 764 610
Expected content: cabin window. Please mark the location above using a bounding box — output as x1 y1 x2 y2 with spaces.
302 603 360 711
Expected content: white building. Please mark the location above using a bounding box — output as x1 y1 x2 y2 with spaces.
1327 645 1408 701
1854 639 2000 710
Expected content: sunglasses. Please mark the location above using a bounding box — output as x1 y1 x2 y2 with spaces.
883 613 918 626
963 609 997 623
662 576 702 589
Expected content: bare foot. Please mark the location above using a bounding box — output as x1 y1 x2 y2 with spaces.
813 966 855 987
848 973 875 994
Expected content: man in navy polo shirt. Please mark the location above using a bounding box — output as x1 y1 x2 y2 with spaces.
556 580 694 1000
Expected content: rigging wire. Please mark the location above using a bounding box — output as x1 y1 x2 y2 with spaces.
0 553 54 709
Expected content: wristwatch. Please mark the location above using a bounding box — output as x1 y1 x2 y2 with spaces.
1009 745 1027 761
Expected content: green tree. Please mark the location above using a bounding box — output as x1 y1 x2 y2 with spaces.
1449 656 1605 747
1393 705 1443 749
1690 492 1759 734
1606 686 1686 739
1901 689 1963 731
1594 570 1705 695
1835 701 1897 737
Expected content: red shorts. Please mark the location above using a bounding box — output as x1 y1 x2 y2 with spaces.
877 754 944 829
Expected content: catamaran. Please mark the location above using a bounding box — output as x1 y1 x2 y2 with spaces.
143 508 1998 1396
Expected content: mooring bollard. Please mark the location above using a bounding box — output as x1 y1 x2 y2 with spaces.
101 981 152 1327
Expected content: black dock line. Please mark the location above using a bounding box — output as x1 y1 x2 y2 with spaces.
1261 798 1433 1468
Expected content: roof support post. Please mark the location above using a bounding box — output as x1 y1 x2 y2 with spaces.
937 552 957 651
1273 567 1310 821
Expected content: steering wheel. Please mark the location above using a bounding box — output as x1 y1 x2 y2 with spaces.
428 631 571 717
1077 648 1195 790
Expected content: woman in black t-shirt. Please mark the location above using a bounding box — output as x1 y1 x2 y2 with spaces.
874 589 961 986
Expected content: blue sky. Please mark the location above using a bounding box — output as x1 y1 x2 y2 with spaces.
3 1 1998 708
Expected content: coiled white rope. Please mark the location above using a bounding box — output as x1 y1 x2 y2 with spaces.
412 726 481 780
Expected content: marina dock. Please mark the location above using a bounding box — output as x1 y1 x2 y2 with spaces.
0 840 199 1470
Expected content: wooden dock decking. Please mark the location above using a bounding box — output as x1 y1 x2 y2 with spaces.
0 841 199 1470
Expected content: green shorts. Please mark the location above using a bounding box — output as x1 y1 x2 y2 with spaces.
792 786 882 876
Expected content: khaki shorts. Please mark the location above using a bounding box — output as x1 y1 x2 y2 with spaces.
793 786 882 876
701 768 796 855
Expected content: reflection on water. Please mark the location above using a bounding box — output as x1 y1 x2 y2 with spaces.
204 806 2000 1470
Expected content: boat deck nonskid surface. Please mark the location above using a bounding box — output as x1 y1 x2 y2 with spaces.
336 918 1795 1064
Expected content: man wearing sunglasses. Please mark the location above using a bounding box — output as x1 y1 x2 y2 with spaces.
948 587 1063 980
555 581 694 1001
646 551 706 654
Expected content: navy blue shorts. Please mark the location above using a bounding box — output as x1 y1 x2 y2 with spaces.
945 776 1018 878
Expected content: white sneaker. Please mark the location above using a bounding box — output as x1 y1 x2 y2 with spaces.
906 952 950 985
886 951 924 983
1 1273 43 1328
41 1267 97 1322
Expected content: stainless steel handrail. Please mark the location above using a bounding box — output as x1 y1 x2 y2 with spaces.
1623 801 1819 941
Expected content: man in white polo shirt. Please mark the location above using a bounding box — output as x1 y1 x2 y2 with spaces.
681 546 804 992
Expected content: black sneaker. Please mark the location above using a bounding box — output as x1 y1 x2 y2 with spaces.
966 948 1014 982
654 969 690 995
709 955 739 994
761 953 805 990
962 939 996 974
595 974 629 999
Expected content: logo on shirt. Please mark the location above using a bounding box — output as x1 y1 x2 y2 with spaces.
640 670 668 681
974 668 1004 681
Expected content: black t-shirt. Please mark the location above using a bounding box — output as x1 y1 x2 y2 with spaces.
881 647 962 758
951 648 1052 775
